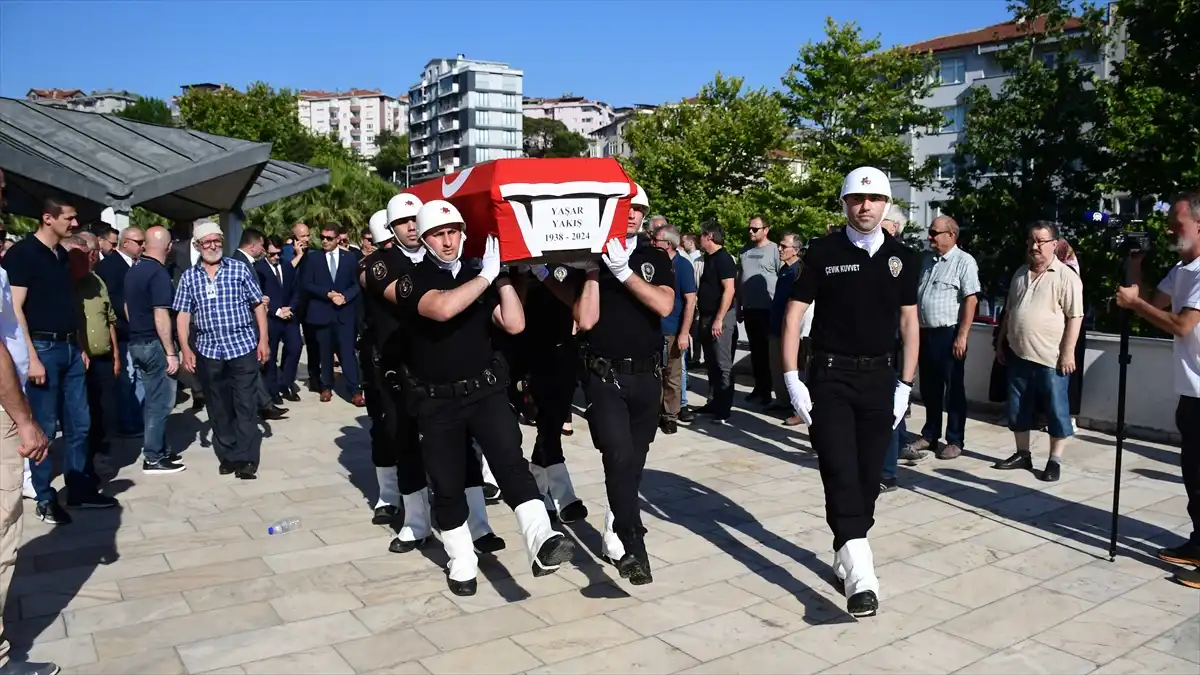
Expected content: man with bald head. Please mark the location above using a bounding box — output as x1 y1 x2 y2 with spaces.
125 225 184 473
904 215 980 463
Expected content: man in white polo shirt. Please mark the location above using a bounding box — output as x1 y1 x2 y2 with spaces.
1117 189 1200 590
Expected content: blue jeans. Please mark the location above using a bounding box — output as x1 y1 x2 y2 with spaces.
918 327 967 447
27 341 93 502
1007 355 1073 438
681 349 689 407
883 417 906 481
130 341 177 463
117 341 145 434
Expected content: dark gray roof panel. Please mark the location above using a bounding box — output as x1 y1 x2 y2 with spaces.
242 160 331 210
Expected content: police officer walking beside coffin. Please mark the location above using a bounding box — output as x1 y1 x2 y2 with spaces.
574 184 675 585
378 199 571 596
781 166 920 617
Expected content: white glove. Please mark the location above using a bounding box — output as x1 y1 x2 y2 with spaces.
783 371 813 425
893 381 912 430
602 237 632 283
530 264 550 282
479 235 501 284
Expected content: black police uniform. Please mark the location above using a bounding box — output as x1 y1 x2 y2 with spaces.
393 255 571 593
578 240 674 584
791 229 918 551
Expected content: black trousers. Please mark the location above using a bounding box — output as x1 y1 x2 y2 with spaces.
197 351 261 466
303 323 321 389
808 361 894 551
582 368 661 553
413 380 539 530
1175 396 1200 546
743 308 773 397
529 343 576 468
361 340 387 461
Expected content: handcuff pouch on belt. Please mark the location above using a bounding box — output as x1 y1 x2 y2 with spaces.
578 342 662 384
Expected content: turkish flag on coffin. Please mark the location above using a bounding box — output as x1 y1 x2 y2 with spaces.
406 157 636 264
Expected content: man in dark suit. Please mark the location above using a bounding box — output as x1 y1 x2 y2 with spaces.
232 229 287 419
301 223 363 406
95 225 145 435
254 235 302 404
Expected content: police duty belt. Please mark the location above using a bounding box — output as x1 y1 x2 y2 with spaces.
580 349 662 383
391 358 508 399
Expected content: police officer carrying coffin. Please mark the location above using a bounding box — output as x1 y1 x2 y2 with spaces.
379 199 571 595
574 184 675 585
781 167 919 617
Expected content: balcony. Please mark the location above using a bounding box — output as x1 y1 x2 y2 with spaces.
438 83 460 97
350 116 360 126
350 128 361 137
437 119 459 133
411 127 431 141
350 104 361 113
437 136 461 151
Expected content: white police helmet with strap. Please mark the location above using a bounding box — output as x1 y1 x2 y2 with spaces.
368 209 393 244
630 183 649 212
840 166 892 232
416 199 467 261
387 193 423 225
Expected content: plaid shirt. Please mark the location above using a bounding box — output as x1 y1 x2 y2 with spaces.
172 258 263 360
917 246 981 328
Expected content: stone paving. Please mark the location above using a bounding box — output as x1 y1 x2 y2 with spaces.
7 373 1199 674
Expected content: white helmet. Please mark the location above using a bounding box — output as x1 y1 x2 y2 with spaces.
416 199 466 261
368 209 393 244
387 193 423 224
630 183 649 211
840 166 891 202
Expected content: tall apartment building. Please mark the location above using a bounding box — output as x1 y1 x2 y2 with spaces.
297 89 409 159
587 105 658 159
26 88 138 114
523 95 615 137
896 16 1110 229
407 55 523 183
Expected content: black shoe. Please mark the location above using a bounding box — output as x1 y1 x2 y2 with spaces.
880 477 897 493
1159 541 1200 567
847 590 878 617
35 500 71 525
659 419 677 435
260 406 287 421
447 576 477 596
532 533 575 577
993 451 1033 471
372 505 398 525
143 459 186 475
191 395 206 410
389 536 427 553
219 461 236 475
67 493 119 509
0 659 61 675
167 453 184 463
271 395 285 406
482 483 501 504
282 391 302 403
678 407 696 423
616 551 653 585
234 463 257 480
1040 461 1061 482
558 500 588 524
474 533 506 554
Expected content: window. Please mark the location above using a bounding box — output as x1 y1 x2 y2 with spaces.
474 110 519 128
937 105 965 133
933 154 956 180
469 128 519 147
935 57 966 85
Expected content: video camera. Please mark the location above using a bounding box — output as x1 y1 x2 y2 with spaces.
1085 211 1151 254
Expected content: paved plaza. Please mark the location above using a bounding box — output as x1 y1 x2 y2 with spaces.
7 373 1199 674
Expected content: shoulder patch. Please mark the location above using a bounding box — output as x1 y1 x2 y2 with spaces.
398 275 413 298
371 260 388 281
888 256 903 278
641 261 655 282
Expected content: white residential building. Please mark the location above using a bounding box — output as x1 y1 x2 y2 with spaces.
407 55 523 183
896 16 1110 229
27 88 139 114
523 95 615 137
587 105 657 159
297 89 409 159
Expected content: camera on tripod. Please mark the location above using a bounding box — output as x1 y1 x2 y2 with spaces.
1085 210 1151 254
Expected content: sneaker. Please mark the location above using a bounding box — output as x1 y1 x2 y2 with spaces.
67 493 119 509
0 658 60 675
35 500 71 525
678 406 696 423
880 478 898 493
143 459 186 475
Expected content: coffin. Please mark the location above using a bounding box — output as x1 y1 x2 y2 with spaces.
406 157 635 264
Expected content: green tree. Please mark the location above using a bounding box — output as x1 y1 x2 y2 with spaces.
522 117 589 158
943 1 1115 323
622 73 804 249
372 130 410 184
115 97 174 126
1104 0 1200 198
781 18 946 209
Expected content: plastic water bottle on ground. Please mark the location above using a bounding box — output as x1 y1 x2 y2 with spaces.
267 518 301 535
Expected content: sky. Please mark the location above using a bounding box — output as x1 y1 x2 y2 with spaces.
0 0 1014 106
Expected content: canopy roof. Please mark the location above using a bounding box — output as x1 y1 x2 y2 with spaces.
0 98 328 223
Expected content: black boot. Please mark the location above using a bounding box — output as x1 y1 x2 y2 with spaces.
615 530 653 585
